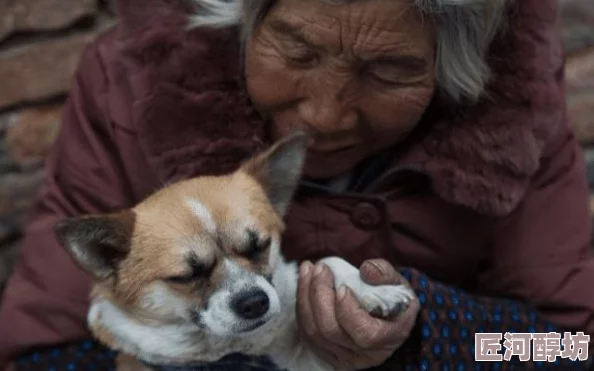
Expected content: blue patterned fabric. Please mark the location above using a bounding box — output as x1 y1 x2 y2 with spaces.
142 354 282 371
15 340 117 371
382 267 591 370
15 268 591 370
14 342 281 371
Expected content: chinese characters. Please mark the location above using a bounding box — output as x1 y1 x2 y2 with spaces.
475 332 590 362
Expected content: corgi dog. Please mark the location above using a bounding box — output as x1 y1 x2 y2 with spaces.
54 132 415 371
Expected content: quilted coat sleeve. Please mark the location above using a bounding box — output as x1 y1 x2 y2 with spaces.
0 31 133 369
476 128 594 341
386 130 594 370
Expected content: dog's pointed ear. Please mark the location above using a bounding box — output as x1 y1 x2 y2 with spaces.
241 132 308 216
54 210 135 280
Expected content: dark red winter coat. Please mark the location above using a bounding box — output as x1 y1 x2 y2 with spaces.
1 0 593 369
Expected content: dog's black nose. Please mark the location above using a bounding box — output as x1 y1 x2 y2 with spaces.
232 290 270 320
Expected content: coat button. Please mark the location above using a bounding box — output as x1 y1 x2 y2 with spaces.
351 202 383 229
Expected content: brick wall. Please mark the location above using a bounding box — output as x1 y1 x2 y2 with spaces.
0 1 593 289
0 0 115 287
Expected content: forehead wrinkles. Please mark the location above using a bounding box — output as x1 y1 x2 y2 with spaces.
339 3 412 54
279 5 422 58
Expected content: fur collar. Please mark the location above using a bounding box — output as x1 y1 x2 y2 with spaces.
113 0 567 217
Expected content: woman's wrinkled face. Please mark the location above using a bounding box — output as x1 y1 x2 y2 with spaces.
245 0 436 179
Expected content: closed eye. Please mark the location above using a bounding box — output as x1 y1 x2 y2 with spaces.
269 20 320 68
244 230 271 259
165 273 197 284
282 44 319 68
164 255 214 284
364 56 430 87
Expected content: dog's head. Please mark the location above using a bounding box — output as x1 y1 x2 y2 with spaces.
54 133 308 361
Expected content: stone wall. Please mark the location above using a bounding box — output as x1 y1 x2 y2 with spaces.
0 0 115 288
0 1 593 290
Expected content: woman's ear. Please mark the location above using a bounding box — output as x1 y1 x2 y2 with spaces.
241 131 308 216
54 210 135 280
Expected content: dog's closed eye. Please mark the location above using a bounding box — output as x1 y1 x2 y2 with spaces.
165 273 198 284
164 256 214 284
244 230 271 259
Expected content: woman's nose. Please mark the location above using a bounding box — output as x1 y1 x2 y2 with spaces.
297 77 358 135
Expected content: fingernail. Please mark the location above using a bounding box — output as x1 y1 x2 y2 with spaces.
314 263 324 277
337 285 347 300
368 260 389 278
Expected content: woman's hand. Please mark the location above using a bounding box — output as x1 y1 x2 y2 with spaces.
296 259 420 370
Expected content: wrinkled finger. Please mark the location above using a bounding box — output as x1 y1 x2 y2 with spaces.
384 295 421 341
335 286 409 350
297 262 354 360
360 259 403 286
310 263 356 349
296 261 318 338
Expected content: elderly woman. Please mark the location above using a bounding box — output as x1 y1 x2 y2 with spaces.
0 0 593 370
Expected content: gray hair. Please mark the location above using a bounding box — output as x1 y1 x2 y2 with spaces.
188 0 507 102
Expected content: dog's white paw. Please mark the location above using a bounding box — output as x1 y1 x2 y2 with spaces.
358 284 415 318
317 257 417 319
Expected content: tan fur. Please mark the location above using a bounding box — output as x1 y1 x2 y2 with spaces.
56 137 299 359
72 174 277 346
101 170 283 311
56 133 414 370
